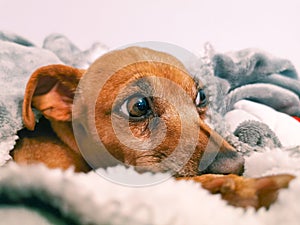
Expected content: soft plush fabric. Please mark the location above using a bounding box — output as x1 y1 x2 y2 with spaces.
1 157 300 225
0 32 300 225
0 40 61 166
212 48 300 117
0 31 34 47
43 33 108 69
212 48 298 89
225 100 300 147
0 33 107 167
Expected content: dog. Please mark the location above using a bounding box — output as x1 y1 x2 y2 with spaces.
11 46 294 209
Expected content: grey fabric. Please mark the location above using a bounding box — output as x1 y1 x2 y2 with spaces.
234 120 282 148
0 40 62 165
212 48 300 116
0 33 108 166
43 33 108 68
258 74 300 97
0 31 34 47
0 164 147 225
213 49 298 90
196 44 298 155
224 83 300 116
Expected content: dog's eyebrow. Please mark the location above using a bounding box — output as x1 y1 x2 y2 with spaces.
135 78 155 94
111 78 154 111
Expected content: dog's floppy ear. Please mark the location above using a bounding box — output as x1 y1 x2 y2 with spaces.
23 64 85 130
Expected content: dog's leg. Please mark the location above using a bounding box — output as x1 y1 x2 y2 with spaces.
12 117 90 172
178 174 295 209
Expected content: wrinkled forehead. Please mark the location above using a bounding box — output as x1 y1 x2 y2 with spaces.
77 62 202 117
94 61 199 105
76 46 204 112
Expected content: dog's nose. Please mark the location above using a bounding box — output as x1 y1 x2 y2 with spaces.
197 129 245 175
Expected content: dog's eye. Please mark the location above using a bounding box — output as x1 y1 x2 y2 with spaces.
120 95 151 118
195 89 207 107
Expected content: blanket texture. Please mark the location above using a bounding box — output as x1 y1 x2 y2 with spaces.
0 39 61 166
0 32 300 225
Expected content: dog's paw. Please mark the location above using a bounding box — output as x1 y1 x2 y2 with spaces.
178 174 295 209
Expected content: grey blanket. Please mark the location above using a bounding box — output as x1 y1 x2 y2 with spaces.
212 48 300 116
0 40 61 165
0 31 107 166
191 43 300 155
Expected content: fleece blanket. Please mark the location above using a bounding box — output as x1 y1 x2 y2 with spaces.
0 31 300 225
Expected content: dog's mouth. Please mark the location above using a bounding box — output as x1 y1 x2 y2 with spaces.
125 142 245 177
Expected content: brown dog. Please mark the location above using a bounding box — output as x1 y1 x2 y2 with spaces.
11 47 294 209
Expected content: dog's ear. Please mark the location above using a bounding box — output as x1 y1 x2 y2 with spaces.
23 64 85 130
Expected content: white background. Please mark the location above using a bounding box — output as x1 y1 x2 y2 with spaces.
0 0 299 71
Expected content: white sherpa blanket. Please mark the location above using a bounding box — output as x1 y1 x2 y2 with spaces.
0 31 300 225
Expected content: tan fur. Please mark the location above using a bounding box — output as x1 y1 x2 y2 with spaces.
178 174 295 209
12 117 90 172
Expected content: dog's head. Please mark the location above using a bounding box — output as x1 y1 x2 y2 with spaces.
22 47 244 176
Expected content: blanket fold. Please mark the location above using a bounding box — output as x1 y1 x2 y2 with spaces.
204 46 300 149
212 48 300 117
0 40 62 166
213 49 298 89
43 34 109 68
0 32 108 166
